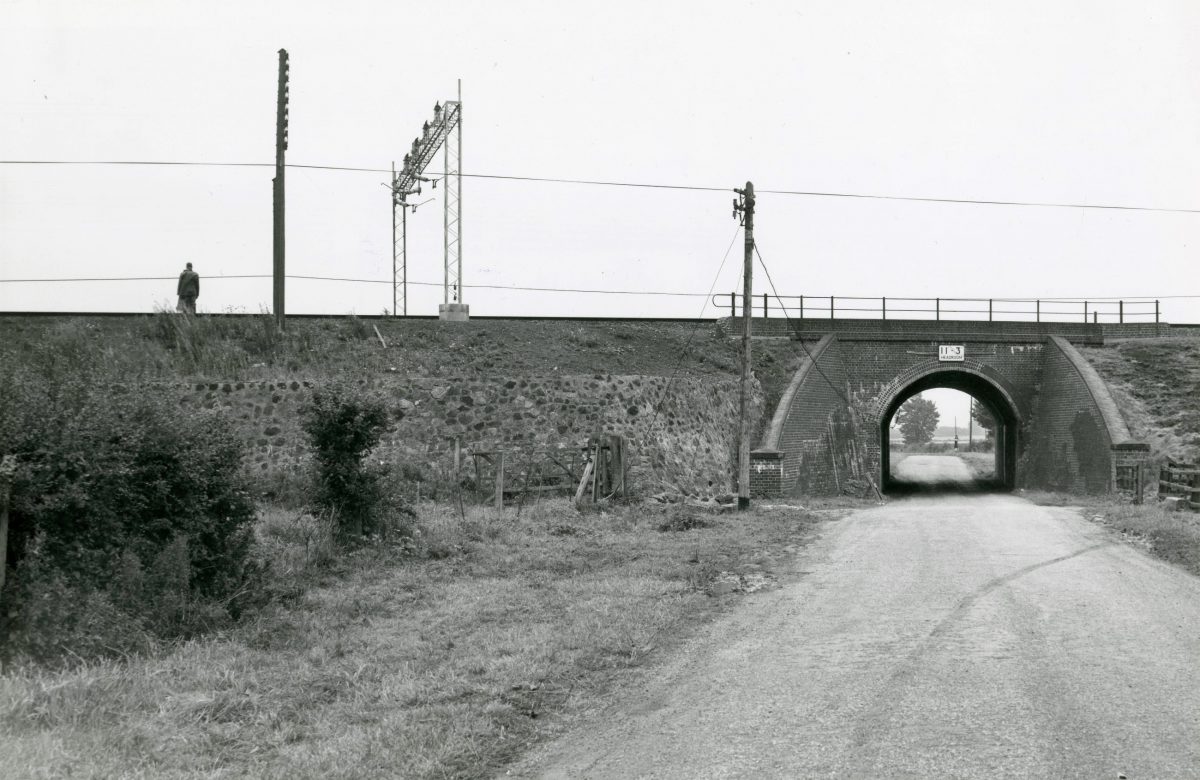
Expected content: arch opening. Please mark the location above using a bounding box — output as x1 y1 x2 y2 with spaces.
880 369 1020 494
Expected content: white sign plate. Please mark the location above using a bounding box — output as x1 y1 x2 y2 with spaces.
939 345 965 362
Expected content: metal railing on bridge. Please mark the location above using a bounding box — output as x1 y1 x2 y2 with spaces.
716 294 1162 324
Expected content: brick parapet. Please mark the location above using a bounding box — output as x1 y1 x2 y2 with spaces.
749 449 785 498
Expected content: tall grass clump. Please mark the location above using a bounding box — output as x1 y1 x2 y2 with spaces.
0 365 261 666
301 378 411 539
140 307 284 377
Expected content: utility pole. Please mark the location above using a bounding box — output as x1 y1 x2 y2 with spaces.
272 48 288 331
733 182 755 511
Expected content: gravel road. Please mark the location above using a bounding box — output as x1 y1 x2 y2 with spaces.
510 488 1200 778
892 453 976 484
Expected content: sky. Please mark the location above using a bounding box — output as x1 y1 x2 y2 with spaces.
3 0 1200 329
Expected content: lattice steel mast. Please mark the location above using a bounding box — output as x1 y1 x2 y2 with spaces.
389 81 464 318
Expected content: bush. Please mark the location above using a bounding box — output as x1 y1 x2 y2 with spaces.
0 374 259 665
301 379 410 538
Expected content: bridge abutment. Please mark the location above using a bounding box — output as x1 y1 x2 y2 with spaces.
754 323 1146 497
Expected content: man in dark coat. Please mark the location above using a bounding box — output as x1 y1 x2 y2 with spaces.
177 262 200 314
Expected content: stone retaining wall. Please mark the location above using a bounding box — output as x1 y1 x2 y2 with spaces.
172 373 760 496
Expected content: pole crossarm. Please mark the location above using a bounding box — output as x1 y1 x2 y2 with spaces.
394 101 460 202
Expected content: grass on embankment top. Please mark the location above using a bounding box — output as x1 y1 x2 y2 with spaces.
0 313 807 446
0 498 820 780
1079 337 1200 463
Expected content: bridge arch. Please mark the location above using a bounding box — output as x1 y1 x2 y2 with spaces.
874 362 1022 491
755 328 1147 498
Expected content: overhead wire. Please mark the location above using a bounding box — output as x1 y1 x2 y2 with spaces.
752 240 889 499
0 273 718 298
645 224 744 453
1 273 1197 306
4 158 1200 214
751 242 854 408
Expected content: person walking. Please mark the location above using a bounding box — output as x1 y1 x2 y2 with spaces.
177 262 200 314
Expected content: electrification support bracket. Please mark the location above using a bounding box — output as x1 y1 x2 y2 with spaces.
390 84 465 320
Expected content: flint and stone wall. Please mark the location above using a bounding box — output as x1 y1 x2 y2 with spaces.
174 374 760 496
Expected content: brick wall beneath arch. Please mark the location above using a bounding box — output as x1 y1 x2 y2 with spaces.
757 333 1144 496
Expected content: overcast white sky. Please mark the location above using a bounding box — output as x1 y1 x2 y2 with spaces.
3 0 1200 325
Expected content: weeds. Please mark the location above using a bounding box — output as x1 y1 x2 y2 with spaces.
1024 491 1200 577
656 506 712 532
0 499 819 780
1093 501 1200 576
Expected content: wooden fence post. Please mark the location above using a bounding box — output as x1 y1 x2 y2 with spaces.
494 451 505 511
609 435 626 498
0 455 15 598
882 296 887 320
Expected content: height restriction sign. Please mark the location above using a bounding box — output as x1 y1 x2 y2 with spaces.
939 345 965 361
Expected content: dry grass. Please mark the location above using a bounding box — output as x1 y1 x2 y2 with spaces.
956 451 996 480
1022 490 1200 576
1080 337 1200 463
1 498 819 779
1094 501 1200 575
0 315 806 448
0 315 802 385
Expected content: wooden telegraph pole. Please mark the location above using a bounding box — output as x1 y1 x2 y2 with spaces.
272 49 289 331
733 182 755 511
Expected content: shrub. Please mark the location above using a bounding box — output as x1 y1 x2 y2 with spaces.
0 374 259 665
301 379 407 538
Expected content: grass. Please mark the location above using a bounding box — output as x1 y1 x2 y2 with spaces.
0 314 800 383
956 450 996 480
1021 490 1200 577
0 314 806 446
1080 337 1200 463
0 498 821 779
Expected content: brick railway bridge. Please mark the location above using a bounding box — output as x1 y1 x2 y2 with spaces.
724 317 1162 497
